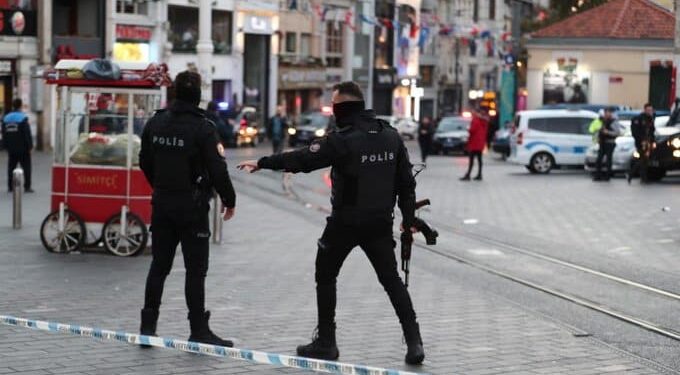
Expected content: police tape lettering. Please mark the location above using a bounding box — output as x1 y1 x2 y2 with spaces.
0 315 427 375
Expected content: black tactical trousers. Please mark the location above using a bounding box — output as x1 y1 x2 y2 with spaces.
315 217 418 330
595 142 616 179
144 200 210 315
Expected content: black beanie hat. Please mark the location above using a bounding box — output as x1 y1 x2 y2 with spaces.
174 71 202 106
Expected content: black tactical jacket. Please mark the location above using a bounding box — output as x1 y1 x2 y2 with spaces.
258 109 416 226
140 100 236 209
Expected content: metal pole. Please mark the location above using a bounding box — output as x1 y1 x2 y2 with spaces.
211 195 222 245
674 0 680 102
12 168 23 229
197 0 214 107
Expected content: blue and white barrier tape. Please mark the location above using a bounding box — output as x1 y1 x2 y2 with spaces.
1 315 427 375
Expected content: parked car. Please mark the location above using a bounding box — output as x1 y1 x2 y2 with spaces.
231 106 262 147
508 109 598 173
376 115 417 139
539 103 631 113
431 116 471 155
288 111 335 147
492 127 511 159
395 117 418 139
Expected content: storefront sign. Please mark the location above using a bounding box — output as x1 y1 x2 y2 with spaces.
279 67 326 90
0 9 36 36
374 68 397 87
609 76 623 84
0 60 12 75
243 15 272 35
352 68 369 84
116 25 152 42
326 73 342 85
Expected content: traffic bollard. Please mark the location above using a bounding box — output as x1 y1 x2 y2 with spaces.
12 168 23 229
211 195 223 245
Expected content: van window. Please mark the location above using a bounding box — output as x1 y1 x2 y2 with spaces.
528 117 591 134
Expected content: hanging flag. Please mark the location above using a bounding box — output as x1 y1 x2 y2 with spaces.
418 26 430 49
480 30 491 39
360 14 379 26
381 17 393 29
344 8 356 31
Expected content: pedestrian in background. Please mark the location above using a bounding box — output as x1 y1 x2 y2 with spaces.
593 107 622 182
417 116 435 163
267 107 288 154
206 101 232 147
2 98 33 193
627 103 655 184
460 109 488 181
139 71 237 347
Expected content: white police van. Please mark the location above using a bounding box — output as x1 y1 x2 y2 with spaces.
508 109 598 173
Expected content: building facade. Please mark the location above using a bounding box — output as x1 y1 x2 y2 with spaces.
527 0 675 110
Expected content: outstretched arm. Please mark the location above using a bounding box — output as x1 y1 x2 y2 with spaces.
239 135 345 173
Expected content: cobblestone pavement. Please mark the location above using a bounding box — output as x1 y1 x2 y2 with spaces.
0 148 677 374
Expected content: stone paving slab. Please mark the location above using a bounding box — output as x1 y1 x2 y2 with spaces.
0 151 672 374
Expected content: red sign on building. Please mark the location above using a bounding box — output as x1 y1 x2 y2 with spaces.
116 25 152 42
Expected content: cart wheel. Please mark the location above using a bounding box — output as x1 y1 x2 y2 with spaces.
40 209 86 253
102 213 148 257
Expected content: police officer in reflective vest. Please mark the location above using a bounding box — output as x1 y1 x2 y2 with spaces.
238 81 425 365
139 71 236 347
1 98 33 193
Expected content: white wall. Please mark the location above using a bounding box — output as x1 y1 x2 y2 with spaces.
590 72 610 105
526 69 543 109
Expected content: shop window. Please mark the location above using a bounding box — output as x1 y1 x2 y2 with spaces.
489 0 495 20
279 0 311 11
468 65 477 88
116 0 147 15
326 21 343 68
420 66 434 87
300 33 311 58
374 2 394 69
54 0 102 38
285 32 297 54
213 10 233 54
168 5 198 52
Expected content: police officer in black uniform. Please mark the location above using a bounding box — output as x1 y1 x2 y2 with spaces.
628 103 656 184
2 98 33 193
238 81 425 365
139 71 236 347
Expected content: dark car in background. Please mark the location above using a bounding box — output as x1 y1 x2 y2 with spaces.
492 127 511 159
288 111 336 147
432 116 471 155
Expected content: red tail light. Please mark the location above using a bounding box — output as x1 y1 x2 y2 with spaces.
517 132 524 145
239 118 247 129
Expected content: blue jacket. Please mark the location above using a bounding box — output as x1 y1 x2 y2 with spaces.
1 111 32 154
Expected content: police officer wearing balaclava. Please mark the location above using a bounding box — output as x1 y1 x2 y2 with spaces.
139 71 236 347
238 81 425 365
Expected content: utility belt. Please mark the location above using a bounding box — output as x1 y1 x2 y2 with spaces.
330 207 394 227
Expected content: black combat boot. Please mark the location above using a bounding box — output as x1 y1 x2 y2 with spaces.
188 311 234 347
139 308 159 349
403 322 425 365
296 323 339 360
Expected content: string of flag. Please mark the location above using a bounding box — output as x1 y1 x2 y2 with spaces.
285 0 512 58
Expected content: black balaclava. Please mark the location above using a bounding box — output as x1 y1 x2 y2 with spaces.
333 100 365 125
174 71 202 106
